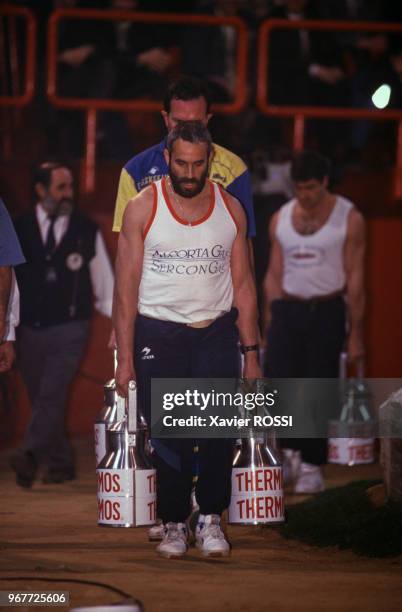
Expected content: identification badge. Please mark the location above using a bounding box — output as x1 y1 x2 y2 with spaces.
66 252 83 271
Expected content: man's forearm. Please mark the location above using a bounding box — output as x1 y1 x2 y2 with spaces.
347 288 365 337
235 281 259 346
112 285 138 365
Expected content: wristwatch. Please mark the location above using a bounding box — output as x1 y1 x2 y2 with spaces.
240 344 259 354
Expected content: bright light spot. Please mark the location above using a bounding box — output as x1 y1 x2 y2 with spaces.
372 84 391 109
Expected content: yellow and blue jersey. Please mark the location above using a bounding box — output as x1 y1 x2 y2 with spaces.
113 139 256 236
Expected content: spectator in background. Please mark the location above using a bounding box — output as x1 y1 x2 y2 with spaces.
57 0 115 101
268 0 349 157
268 0 347 106
10 162 114 488
313 0 401 162
46 0 116 156
0 199 25 372
111 0 179 101
181 0 246 103
262 151 365 493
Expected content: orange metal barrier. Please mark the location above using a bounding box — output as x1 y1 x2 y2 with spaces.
47 8 249 192
257 19 402 199
0 4 37 107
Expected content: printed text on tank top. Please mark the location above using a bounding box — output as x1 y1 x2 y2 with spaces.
138 178 237 323
291 194 337 236
162 177 215 227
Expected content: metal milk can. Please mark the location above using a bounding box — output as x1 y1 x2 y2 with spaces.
97 381 156 527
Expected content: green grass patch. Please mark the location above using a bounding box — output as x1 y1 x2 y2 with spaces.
279 480 402 558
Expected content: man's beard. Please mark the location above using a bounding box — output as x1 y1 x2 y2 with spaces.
169 165 208 199
43 197 74 216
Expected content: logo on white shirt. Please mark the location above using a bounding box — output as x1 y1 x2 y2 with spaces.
287 246 324 267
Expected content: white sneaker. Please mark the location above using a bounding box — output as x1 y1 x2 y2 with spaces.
293 462 325 494
282 448 301 486
156 522 188 559
148 518 165 542
195 514 230 558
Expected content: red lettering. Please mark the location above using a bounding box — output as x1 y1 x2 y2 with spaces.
263 469 272 491
359 444 372 461
265 495 274 517
98 498 118 521
106 500 112 520
273 468 283 491
245 471 254 492
237 499 245 519
112 501 121 521
245 497 254 517
235 494 284 521
112 473 121 493
274 495 284 518
256 496 264 519
98 498 104 519
255 469 264 492
349 443 373 462
328 443 339 461
236 497 257 519
98 471 121 493
148 500 157 522
147 472 157 494
235 472 244 492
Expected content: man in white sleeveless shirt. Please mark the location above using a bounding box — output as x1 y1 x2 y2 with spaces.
113 121 261 559
263 150 365 493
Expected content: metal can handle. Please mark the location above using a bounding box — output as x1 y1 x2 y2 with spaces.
339 351 348 380
127 380 137 433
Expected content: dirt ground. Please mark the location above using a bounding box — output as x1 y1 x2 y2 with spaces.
1 438 401 612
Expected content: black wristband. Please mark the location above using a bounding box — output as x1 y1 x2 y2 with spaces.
240 344 259 354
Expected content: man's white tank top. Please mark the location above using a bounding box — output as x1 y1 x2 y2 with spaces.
138 177 238 323
276 195 353 298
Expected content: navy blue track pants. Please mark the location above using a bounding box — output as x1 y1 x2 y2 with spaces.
134 308 239 523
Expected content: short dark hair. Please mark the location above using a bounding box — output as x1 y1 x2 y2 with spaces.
291 150 330 183
163 76 212 114
33 161 71 190
166 121 212 156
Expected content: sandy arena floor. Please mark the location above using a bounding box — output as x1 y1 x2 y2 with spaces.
1 438 401 612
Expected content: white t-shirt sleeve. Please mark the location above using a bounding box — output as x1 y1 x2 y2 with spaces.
89 230 114 318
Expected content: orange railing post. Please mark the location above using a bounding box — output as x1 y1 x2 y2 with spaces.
396 121 402 201
0 5 36 107
293 115 305 152
83 108 97 194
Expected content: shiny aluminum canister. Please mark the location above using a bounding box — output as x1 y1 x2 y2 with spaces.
328 355 375 465
229 380 284 525
94 378 124 467
229 434 284 525
97 381 156 527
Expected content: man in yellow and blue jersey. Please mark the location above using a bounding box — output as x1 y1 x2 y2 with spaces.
112 76 256 248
